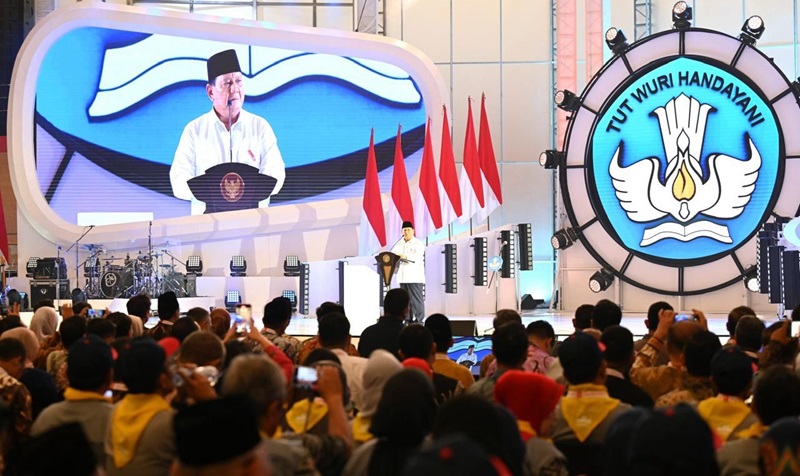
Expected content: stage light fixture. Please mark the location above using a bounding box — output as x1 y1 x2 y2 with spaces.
554 89 581 112
539 150 565 169
551 228 579 250
605 27 629 55
672 1 692 29
230 255 247 277
472 237 488 286
25 258 39 278
224 290 242 311
500 230 516 279
589 269 615 293
283 255 302 277
282 290 298 309
768 245 784 304
443 244 458 294
783 250 800 310
743 266 760 293
299 263 310 315
739 15 765 45
517 223 533 271
186 255 203 276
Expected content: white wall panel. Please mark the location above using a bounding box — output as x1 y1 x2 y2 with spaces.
502 64 551 162
402 0 451 63
452 0 501 63
501 0 552 62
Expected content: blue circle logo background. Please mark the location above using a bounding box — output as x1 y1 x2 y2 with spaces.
590 57 780 262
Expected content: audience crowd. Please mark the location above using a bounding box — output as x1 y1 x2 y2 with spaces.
0 288 798 475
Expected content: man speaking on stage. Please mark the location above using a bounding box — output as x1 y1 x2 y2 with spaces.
170 49 286 215
391 221 426 324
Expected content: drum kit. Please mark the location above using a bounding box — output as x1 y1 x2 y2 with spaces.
81 246 189 299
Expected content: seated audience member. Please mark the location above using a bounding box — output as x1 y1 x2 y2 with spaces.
125 294 150 336
628 404 720 476
106 312 134 340
655 329 720 407
402 434 514 476
72 302 93 318
343 369 436 476
591 299 622 332
432 395 526 476
630 309 701 401
633 301 673 366
479 309 524 378
177 331 225 370
230 323 294 384
398 324 462 404
602 407 650 476
758 418 800 476
352 350 403 446
696 347 757 442
424 314 475 389
147 291 180 341
469 323 529 400
260 297 302 362
185 307 212 332
319 312 368 411
573 304 595 332
171 317 199 343
551 332 631 452
32 299 54 312
726 306 756 346
525 321 557 374
296 302 359 365
717 366 800 476
600 325 654 407
222 353 340 475
0 338 33 466
87 318 117 344
15 422 98 476
29 306 59 344
106 337 214 476
209 308 231 340
734 315 765 365
358 289 410 359
494 371 568 476
1 328 58 419
758 320 797 371
49 316 89 393
32 334 114 464
173 396 271 476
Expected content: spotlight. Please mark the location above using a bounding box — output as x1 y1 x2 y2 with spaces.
443 244 458 294
25 257 39 278
551 228 579 250
672 1 692 29
186 255 203 276
283 255 302 277
299 263 310 315
500 230 515 279
554 89 581 112
743 266 760 293
539 150 565 169
230 256 247 277
517 223 533 271
740 15 765 45
605 27 629 55
589 269 615 293
225 290 242 311
472 237 488 286
282 290 297 309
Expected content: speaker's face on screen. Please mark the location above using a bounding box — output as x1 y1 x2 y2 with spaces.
207 72 245 119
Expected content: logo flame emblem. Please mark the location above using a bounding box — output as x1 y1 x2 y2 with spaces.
609 94 762 245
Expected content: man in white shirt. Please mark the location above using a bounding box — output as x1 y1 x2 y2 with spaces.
170 49 286 215
390 221 426 324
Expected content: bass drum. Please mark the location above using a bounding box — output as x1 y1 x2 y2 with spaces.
101 269 134 298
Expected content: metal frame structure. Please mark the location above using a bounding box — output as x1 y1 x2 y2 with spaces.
634 0 652 41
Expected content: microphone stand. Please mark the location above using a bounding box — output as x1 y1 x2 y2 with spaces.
227 99 233 163
62 225 96 301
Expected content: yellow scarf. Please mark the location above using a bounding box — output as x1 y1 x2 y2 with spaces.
517 420 537 441
560 384 620 443
735 421 768 440
64 387 111 402
352 414 374 443
697 396 752 441
284 398 328 434
110 394 171 468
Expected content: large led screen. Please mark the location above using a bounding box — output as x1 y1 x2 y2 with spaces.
35 28 427 225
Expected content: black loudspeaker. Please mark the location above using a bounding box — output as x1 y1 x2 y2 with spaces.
521 294 544 310
30 280 70 308
451 320 477 337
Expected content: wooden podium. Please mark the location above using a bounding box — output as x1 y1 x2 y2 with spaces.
187 163 278 214
375 251 401 287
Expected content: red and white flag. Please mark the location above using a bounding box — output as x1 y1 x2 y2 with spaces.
439 104 462 226
475 93 503 222
358 130 387 256
459 98 484 222
413 118 443 240
385 125 415 245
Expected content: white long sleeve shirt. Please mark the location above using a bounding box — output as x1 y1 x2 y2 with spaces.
390 236 426 283
170 108 285 214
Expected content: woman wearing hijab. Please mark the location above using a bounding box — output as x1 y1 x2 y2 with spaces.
352 350 403 446
30 307 62 369
343 368 436 476
0 328 59 419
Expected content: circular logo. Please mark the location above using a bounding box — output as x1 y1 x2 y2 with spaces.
590 57 780 264
104 273 117 287
220 172 245 203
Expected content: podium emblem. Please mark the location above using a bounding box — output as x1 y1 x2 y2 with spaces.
220 172 246 202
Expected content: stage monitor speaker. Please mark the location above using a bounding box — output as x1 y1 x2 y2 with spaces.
451 320 477 337
30 280 70 308
521 294 544 310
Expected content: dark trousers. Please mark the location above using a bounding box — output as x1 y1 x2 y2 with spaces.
401 283 425 323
